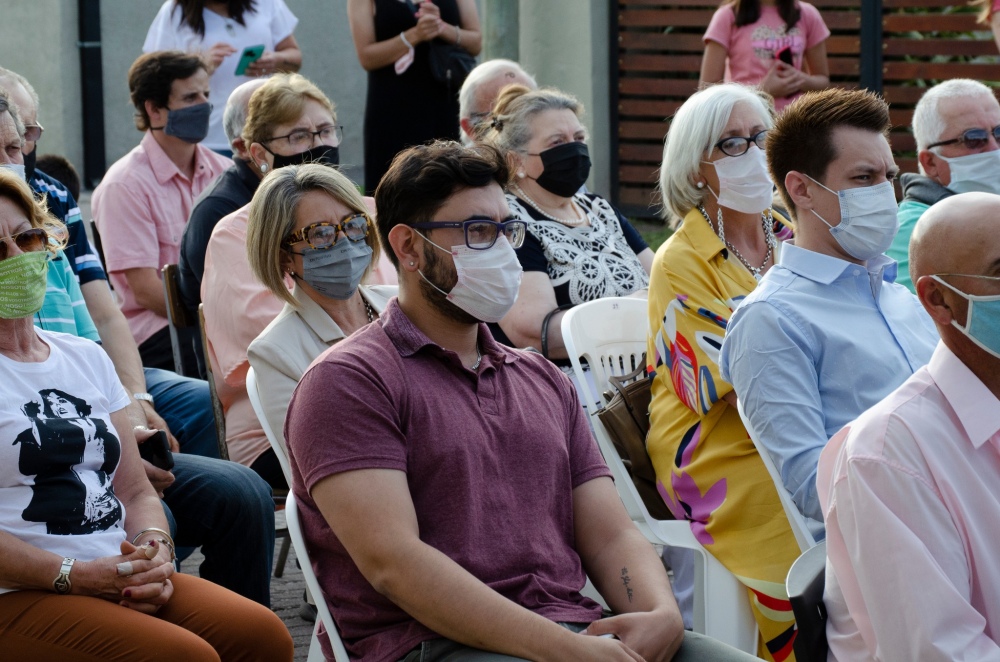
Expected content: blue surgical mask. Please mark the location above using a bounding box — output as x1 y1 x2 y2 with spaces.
806 176 899 261
940 150 1000 195
0 163 26 181
160 102 212 144
298 239 372 300
932 275 1000 359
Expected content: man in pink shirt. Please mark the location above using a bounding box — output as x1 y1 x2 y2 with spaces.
93 50 229 370
818 192 1000 661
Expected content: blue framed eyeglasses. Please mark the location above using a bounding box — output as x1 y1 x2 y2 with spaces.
411 219 527 250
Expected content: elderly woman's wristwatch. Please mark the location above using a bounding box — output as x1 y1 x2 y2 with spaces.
53 557 75 594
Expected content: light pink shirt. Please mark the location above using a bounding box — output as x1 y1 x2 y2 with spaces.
202 205 284 468
92 132 230 346
703 2 829 111
818 342 1000 661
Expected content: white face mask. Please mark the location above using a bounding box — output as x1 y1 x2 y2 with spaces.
806 176 900 261
418 233 523 323
939 150 1000 195
704 146 774 213
0 163 26 181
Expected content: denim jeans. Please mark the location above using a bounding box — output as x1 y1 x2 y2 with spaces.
162 453 275 607
144 367 218 459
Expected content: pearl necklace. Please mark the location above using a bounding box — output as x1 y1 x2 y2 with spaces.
363 298 375 324
697 205 776 280
510 184 586 227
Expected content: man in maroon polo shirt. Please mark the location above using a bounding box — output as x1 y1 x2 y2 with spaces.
285 141 754 662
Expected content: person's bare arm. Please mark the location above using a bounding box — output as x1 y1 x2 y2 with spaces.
312 468 643 662
245 34 302 76
122 267 168 319
699 41 728 87
80 279 177 449
498 272 567 358
637 248 655 275
347 0 442 71
431 0 482 55
797 41 830 91
573 477 685 662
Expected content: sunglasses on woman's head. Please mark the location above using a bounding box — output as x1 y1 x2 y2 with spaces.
0 227 47 260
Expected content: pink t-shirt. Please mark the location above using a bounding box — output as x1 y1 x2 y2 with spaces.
704 1 830 110
92 132 230 346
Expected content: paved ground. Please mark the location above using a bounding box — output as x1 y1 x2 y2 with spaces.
185 509 316 661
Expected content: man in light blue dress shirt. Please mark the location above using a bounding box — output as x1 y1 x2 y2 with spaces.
720 89 939 532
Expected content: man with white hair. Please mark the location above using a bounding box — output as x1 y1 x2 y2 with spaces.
890 78 1000 291
458 58 536 144
177 77 268 317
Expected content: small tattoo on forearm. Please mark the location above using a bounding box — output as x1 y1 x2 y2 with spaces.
621 567 634 603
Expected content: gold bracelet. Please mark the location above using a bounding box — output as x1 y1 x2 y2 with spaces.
131 527 176 560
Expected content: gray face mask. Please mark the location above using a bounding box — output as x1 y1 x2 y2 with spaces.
298 239 373 300
160 102 211 144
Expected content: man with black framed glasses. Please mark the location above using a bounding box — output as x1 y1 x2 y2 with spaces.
893 78 1000 291
284 140 756 662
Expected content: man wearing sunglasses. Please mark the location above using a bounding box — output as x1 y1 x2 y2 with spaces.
720 89 939 533
284 141 758 662
819 192 1000 660
892 79 1000 292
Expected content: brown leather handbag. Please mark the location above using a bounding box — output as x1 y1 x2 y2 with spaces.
596 363 675 521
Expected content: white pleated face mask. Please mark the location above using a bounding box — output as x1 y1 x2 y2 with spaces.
940 150 1000 195
806 176 900 261
417 233 523 324
704 146 774 213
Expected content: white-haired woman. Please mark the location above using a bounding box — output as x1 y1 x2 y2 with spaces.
486 85 653 363
646 83 801 659
246 163 395 454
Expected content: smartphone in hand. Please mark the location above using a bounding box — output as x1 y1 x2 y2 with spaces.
777 47 794 66
139 430 174 471
235 44 265 76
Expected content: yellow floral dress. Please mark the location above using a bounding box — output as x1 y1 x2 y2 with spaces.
646 208 800 661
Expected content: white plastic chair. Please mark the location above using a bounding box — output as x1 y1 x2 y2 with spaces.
246 366 293 485
561 298 757 653
286 492 352 662
737 400 818 553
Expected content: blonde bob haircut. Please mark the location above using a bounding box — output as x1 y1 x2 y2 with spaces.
659 83 773 225
0 169 66 253
241 73 336 147
246 163 380 307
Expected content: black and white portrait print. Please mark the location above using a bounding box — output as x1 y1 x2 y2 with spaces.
13 388 122 535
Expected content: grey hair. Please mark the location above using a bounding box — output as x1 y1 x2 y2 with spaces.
912 79 995 161
0 67 39 114
0 86 26 143
223 78 267 151
659 83 773 225
484 86 582 156
458 58 537 127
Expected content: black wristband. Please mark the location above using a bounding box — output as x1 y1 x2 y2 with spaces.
540 304 573 360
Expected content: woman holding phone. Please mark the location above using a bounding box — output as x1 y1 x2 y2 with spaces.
699 0 830 111
144 0 302 155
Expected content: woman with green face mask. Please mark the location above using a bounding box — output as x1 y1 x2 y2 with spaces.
0 170 293 661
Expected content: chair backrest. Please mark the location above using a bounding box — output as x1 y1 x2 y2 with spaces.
786 540 828 662
197 303 229 461
286 492 351 662
162 264 197 376
737 401 817 553
562 297 649 413
246 366 293 486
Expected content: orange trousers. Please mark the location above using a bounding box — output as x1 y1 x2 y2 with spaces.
0 573 293 661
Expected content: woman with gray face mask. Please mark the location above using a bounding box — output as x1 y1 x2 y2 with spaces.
246 164 395 466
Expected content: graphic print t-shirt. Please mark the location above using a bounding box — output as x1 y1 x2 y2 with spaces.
0 330 129 594
704 2 830 110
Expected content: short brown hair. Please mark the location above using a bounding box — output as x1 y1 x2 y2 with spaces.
242 74 335 147
374 141 511 268
128 50 206 131
768 88 891 218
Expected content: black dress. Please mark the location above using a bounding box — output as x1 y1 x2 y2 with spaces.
363 0 464 194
